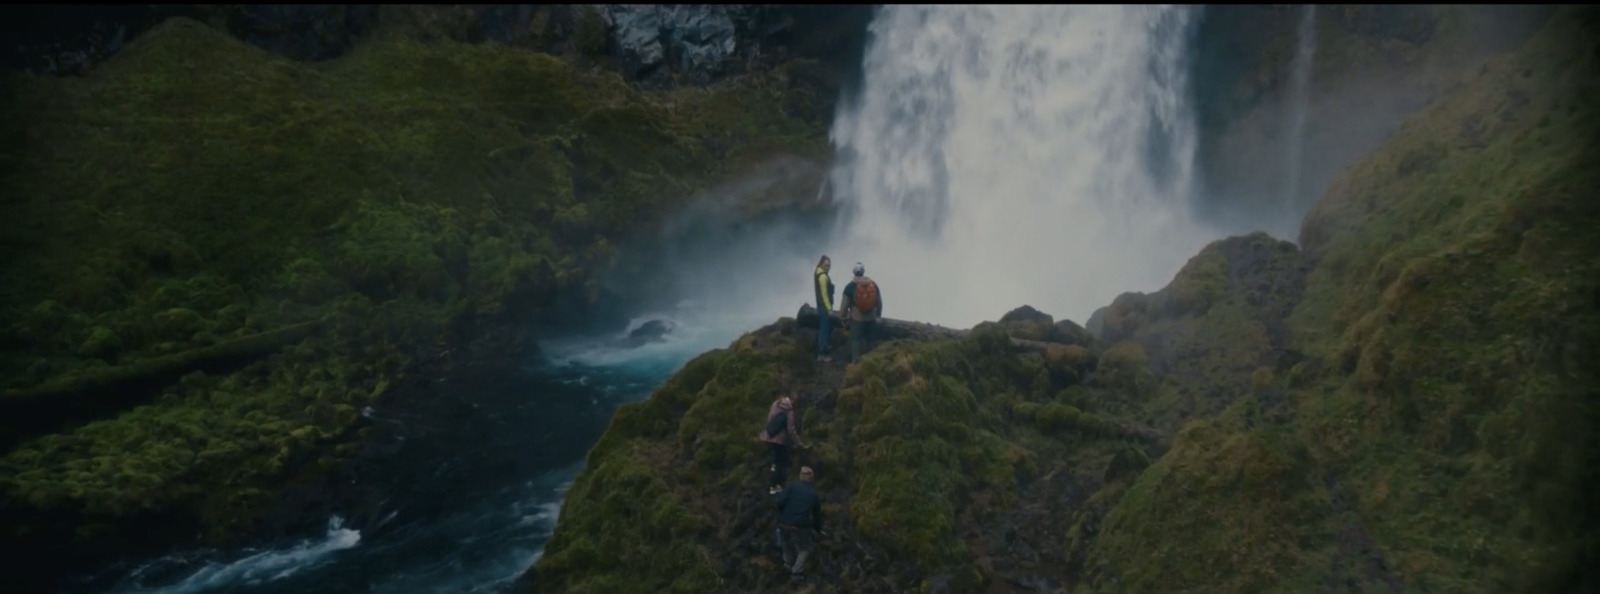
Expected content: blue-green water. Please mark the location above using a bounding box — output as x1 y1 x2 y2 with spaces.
70 309 769 594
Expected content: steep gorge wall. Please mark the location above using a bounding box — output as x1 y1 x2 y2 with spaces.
1190 4 1554 231
1 5 873 94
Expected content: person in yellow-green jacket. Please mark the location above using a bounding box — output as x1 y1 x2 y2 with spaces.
813 255 836 362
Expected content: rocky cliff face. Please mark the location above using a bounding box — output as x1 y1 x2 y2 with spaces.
1189 4 1555 231
530 7 1598 593
1 5 873 91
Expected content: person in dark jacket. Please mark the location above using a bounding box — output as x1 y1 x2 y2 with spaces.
775 466 825 585
839 262 884 363
813 255 836 362
759 394 808 495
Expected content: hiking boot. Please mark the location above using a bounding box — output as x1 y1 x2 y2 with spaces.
768 485 783 495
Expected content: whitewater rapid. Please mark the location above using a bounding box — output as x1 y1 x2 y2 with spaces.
829 5 1226 328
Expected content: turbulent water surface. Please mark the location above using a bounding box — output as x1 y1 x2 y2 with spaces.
68 306 777 594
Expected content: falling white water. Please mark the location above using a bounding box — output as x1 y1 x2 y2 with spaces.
828 5 1223 328
1282 4 1318 219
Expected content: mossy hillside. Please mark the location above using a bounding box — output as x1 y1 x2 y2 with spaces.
0 16 833 546
536 333 795 594
1089 232 1307 433
1077 8 1599 594
1083 404 1341 594
535 316 1156 593
1288 7 1600 592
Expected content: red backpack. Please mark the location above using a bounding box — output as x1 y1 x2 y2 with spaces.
854 279 878 312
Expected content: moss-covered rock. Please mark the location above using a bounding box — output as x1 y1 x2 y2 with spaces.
0 12 835 561
533 314 1149 593
1080 7 1600 594
1086 415 1337 594
1284 7 1600 592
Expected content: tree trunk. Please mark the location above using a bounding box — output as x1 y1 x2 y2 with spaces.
795 304 1053 351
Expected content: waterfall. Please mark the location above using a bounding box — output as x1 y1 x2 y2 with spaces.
827 5 1219 327
1282 4 1318 220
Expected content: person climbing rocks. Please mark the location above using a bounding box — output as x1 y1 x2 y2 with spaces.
813 255 836 362
839 262 883 363
759 394 808 495
775 466 825 586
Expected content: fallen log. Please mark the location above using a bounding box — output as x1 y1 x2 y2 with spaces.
795 303 963 341
1 320 325 447
794 304 1052 351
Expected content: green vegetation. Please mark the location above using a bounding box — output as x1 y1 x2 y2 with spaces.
534 7 1597 594
535 311 1158 592
0 16 832 546
1283 7 1600 591
1087 7 1599 593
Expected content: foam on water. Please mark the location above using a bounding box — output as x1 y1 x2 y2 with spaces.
112 517 360 594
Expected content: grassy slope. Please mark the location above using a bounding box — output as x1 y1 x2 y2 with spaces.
532 7 1597 594
0 17 832 544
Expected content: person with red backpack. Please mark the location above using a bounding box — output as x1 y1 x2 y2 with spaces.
759 394 808 495
839 262 883 364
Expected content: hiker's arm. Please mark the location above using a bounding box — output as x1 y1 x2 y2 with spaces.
776 488 789 509
812 496 824 532
839 282 854 314
875 285 883 316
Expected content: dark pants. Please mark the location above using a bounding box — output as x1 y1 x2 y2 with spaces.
817 312 831 357
769 443 791 489
776 524 816 578
850 318 878 362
